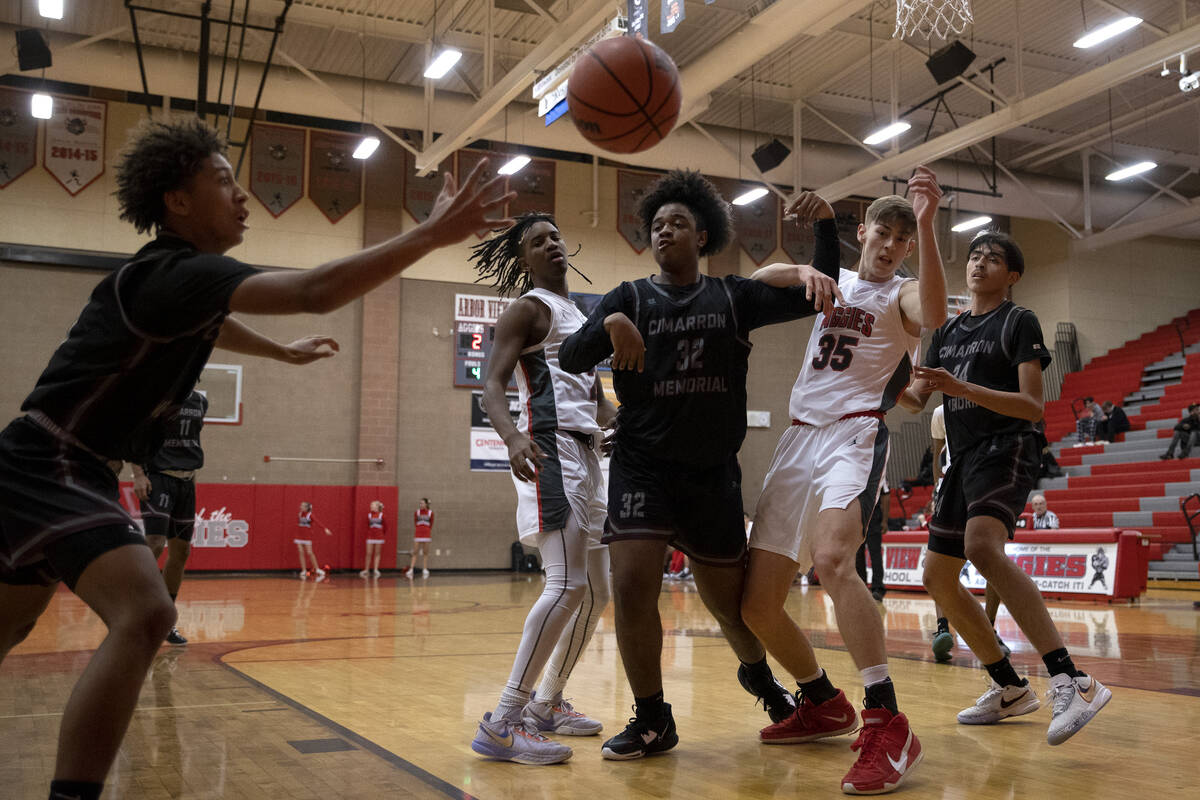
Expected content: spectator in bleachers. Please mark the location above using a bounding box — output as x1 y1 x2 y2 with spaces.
1030 494 1060 529
1160 403 1200 460
1075 397 1102 444
1095 401 1129 443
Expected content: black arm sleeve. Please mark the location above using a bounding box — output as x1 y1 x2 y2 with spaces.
559 283 630 373
811 218 840 279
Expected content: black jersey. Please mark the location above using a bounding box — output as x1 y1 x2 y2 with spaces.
924 300 1051 454
560 219 839 467
143 390 208 473
20 234 259 462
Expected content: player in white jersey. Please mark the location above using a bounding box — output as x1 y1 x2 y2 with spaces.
740 168 947 795
468 213 615 765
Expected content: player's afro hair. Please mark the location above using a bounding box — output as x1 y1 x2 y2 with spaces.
115 117 228 235
637 169 732 257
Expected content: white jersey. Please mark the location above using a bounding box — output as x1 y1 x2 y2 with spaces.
789 268 919 426
514 288 601 436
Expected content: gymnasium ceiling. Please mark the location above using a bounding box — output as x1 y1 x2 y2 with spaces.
4 1 1200 243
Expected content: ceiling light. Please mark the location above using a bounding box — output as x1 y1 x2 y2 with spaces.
423 48 462 79
498 155 530 175
30 92 53 119
352 136 380 160
1073 16 1142 49
951 215 992 232
863 121 911 146
1180 72 1200 92
732 187 769 206
38 0 63 20
1104 161 1156 181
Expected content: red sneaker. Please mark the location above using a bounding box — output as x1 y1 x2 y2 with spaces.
841 709 922 795
760 689 858 743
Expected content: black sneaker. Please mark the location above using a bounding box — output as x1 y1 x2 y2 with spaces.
737 664 797 723
600 704 678 760
870 587 887 602
165 628 188 645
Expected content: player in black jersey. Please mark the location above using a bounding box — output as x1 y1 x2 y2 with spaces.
560 170 843 760
0 117 513 800
900 231 1110 745
132 389 207 645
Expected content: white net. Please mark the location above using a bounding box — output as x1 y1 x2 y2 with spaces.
894 0 974 40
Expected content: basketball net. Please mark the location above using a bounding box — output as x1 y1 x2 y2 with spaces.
894 0 973 40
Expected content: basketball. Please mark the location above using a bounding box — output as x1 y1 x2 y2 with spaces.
567 36 682 154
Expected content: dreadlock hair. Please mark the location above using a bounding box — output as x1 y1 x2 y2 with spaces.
469 212 558 297
115 116 228 235
637 169 732 257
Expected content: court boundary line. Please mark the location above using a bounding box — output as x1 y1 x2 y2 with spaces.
217 658 480 800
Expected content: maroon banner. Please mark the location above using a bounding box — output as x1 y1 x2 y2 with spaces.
508 157 556 219
834 198 865 267
0 88 37 189
731 188 779 265
43 96 105 196
249 123 305 217
402 143 451 224
308 130 362 223
616 169 658 253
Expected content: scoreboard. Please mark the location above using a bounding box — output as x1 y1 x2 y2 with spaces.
454 321 515 390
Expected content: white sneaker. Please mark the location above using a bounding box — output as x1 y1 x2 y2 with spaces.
524 695 603 736
470 712 572 764
957 679 1041 725
298 570 307 578
315 568 326 578
359 569 370 578
422 568 430 578
1046 673 1111 745
405 570 414 580
372 569 381 578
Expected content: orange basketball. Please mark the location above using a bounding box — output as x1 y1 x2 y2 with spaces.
567 36 682 154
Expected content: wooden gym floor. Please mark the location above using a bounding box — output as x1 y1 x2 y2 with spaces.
1 573 1197 799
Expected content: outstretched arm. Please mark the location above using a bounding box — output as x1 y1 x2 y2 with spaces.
215 316 339 364
898 165 947 337
229 161 515 315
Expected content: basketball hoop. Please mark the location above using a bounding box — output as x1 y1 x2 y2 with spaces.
894 0 973 41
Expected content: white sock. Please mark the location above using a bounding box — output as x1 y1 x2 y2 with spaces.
860 664 890 687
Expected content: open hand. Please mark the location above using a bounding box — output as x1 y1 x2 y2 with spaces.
506 433 545 482
795 264 845 313
784 191 834 224
424 159 516 247
284 336 340 364
908 166 943 227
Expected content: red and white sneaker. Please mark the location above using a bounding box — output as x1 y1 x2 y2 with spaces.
841 709 923 795
760 689 858 744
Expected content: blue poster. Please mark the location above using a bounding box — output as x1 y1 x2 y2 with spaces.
661 0 684 34
628 0 648 38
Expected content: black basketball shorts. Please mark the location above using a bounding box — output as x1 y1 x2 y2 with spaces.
140 473 198 542
0 416 147 589
928 432 1040 560
603 445 746 566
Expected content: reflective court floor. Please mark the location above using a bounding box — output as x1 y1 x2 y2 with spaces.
2 573 1198 799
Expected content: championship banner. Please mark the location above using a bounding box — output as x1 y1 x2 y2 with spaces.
878 540 1119 597
403 144 452 223
508 157 556 219
0 88 38 189
249 124 305 217
781 200 816 265
616 169 658 253
628 0 648 38
661 0 684 33
307 130 362 223
730 185 779 265
43 96 105 196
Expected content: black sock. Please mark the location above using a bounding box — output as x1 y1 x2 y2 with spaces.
740 656 774 690
49 780 102 800
1042 647 1083 678
936 617 949 634
169 593 177 603
798 670 838 705
984 658 1025 688
634 691 667 721
863 678 899 715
